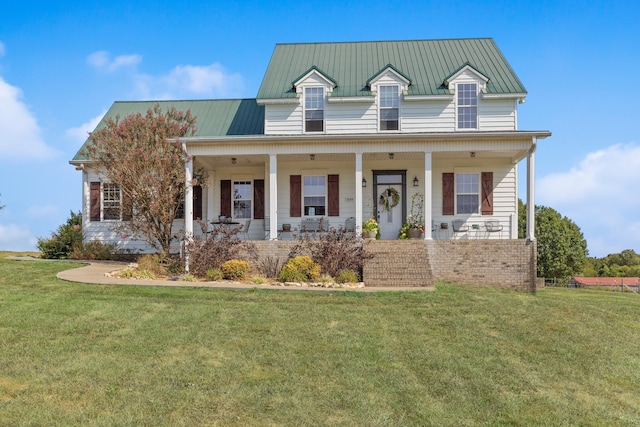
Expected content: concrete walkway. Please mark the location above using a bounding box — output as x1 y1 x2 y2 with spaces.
7 257 432 292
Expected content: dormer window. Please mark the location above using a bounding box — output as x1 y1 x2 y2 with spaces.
305 87 324 132
379 85 399 131
457 83 478 129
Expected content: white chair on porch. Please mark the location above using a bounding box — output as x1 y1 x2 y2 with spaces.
484 220 503 239
240 219 251 240
451 219 469 239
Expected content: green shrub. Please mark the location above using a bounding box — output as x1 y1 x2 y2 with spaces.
37 211 83 259
116 268 156 280
221 259 250 280
278 256 321 283
187 225 258 278
319 274 335 284
178 274 198 282
335 270 360 284
206 268 223 281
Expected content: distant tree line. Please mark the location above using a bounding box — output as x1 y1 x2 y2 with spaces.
518 200 638 280
583 249 640 277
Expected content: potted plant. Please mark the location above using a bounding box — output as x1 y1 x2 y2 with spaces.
362 218 379 239
399 193 425 239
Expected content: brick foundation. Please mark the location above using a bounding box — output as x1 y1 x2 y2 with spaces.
251 239 537 292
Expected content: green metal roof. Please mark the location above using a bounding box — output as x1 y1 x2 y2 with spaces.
257 38 527 99
72 99 264 161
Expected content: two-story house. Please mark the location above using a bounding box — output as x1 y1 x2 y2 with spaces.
72 38 550 289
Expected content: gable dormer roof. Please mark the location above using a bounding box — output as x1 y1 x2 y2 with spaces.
292 66 337 90
256 38 527 100
366 64 412 87
443 62 490 87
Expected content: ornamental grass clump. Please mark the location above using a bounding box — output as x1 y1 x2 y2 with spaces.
278 256 321 283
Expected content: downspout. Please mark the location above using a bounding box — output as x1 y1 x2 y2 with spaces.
182 141 194 273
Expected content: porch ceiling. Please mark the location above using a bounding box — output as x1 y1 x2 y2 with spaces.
194 149 526 169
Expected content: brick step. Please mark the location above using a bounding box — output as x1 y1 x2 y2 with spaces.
362 241 434 287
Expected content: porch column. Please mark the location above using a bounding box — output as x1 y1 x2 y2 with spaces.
184 149 193 271
355 152 363 232
526 140 536 241
424 151 433 240
269 154 278 240
206 172 215 224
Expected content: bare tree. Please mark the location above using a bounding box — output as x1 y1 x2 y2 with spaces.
82 104 197 255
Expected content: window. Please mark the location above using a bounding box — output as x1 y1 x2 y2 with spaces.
456 173 479 214
305 87 324 132
457 83 478 129
102 183 121 220
233 181 252 219
303 176 325 216
379 85 399 130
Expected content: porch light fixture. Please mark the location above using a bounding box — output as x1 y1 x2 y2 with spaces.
231 157 237 164
389 153 394 159
470 152 476 158
310 154 315 160
362 178 367 187
413 176 419 187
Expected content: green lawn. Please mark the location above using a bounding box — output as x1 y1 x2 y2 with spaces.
1 258 639 426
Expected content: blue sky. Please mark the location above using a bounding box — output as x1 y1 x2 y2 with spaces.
1 0 638 258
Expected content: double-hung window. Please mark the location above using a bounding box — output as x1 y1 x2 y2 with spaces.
456 173 479 214
457 83 478 129
303 175 325 216
102 183 122 220
379 85 399 131
305 87 324 132
233 181 252 219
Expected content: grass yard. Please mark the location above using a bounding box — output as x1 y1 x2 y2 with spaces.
1 258 640 426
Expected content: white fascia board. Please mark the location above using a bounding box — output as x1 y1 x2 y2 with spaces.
176 130 552 145
481 92 527 101
326 96 376 104
368 67 411 87
403 94 454 102
256 97 300 105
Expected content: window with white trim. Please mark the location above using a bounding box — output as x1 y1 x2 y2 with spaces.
304 87 324 132
103 183 122 220
303 175 325 216
233 181 252 219
457 83 478 129
456 173 479 214
379 85 399 130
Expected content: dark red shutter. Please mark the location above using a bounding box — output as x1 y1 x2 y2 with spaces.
253 179 265 219
442 173 454 215
328 174 339 216
121 187 132 221
193 185 203 220
481 172 494 215
90 182 101 221
220 180 231 217
290 175 301 217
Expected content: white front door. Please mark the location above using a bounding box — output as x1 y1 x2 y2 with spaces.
376 184 403 239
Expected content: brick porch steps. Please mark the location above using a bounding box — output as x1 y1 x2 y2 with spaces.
363 240 434 288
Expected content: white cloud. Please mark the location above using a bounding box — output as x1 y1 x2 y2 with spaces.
0 223 38 252
0 77 57 161
87 51 141 72
65 110 107 143
134 63 244 99
538 143 640 257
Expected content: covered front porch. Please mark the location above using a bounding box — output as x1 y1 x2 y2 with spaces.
181 132 547 242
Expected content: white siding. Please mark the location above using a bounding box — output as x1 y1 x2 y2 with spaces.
325 103 377 133
264 104 303 135
432 159 516 238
